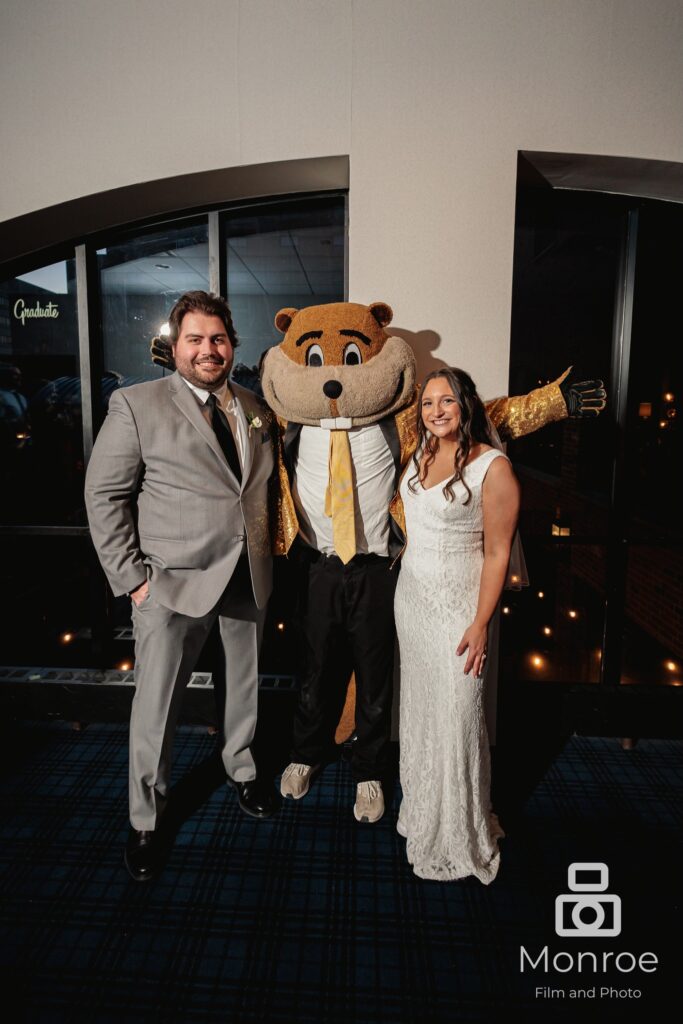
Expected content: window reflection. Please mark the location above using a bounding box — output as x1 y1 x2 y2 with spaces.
2 196 347 673
0 536 97 666
510 187 683 693
0 258 83 525
98 220 209 390
622 202 683 686
500 543 606 684
508 189 620 685
225 197 345 383
509 187 617 501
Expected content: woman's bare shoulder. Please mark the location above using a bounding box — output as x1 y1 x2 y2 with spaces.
466 442 495 464
482 450 518 490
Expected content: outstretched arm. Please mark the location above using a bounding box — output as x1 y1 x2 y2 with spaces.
485 368 606 441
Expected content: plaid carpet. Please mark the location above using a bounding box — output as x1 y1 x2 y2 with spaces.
0 722 680 1023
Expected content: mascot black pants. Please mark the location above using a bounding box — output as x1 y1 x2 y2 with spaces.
291 550 398 782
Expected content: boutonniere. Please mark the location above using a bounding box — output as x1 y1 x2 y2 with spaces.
246 412 263 437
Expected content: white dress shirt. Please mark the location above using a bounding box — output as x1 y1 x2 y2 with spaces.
292 423 396 557
182 377 247 468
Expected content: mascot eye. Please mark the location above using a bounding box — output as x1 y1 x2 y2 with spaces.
343 342 362 366
306 343 324 367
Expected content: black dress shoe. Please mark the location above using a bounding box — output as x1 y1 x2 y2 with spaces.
124 828 161 882
227 776 279 818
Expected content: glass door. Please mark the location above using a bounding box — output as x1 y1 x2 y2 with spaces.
502 182 682 738
621 202 683 692
504 185 622 686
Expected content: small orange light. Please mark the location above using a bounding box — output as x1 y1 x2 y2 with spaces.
531 655 543 669
16 432 28 440
664 392 674 402
659 420 668 429
568 610 578 620
276 622 285 632
510 574 520 584
537 591 545 599
502 606 510 615
60 632 74 644
665 660 677 672
117 661 133 672
542 626 552 636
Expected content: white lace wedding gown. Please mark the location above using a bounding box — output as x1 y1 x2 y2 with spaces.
394 448 506 884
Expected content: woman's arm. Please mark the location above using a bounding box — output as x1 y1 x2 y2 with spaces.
456 457 520 677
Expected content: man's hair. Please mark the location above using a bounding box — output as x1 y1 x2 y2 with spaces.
168 291 239 348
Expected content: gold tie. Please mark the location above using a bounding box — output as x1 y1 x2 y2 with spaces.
324 430 356 564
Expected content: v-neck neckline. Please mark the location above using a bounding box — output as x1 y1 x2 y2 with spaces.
418 447 494 491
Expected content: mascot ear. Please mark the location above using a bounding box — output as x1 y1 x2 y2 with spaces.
368 302 393 328
275 307 298 333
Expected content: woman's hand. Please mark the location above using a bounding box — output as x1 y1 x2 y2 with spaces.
456 621 488 677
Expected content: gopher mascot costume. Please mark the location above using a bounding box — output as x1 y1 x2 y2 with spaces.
260 301 605 823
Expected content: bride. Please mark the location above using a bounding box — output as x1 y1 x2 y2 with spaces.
394 367 520 883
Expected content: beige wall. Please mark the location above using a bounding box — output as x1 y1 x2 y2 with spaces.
2 0 683 392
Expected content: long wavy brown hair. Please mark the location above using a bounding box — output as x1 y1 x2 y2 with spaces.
408 367 494 504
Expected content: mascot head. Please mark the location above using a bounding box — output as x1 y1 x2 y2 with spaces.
260 301 416 427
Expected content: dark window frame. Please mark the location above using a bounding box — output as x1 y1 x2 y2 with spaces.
0 171 348 673
0 157 350 488
505 152 683 736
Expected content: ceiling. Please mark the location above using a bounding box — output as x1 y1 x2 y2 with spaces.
98 225 344 298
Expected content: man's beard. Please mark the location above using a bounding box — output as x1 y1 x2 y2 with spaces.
180 358 232 390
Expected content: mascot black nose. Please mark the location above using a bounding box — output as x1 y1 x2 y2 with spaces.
323 380 343 399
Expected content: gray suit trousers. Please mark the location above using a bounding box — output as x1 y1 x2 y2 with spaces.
129 554 264 830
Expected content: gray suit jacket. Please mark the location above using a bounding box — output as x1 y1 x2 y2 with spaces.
85 371 274 616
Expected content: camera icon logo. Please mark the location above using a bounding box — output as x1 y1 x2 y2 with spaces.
555 862 622 937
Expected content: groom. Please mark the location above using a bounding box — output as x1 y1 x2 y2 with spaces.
85 290 277 881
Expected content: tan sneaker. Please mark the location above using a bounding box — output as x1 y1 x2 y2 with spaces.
280 762 319 800
353 781 385 823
